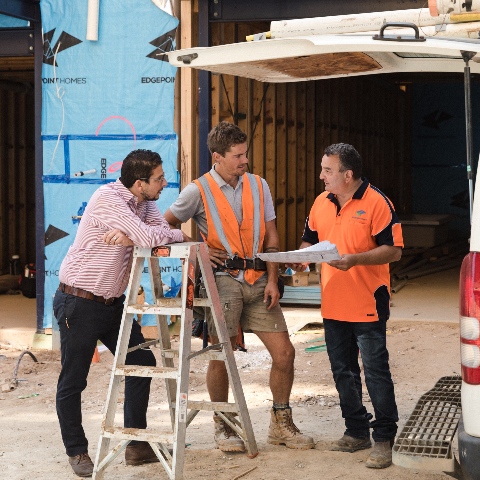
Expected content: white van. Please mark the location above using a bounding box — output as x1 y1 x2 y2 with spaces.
168 2 480 478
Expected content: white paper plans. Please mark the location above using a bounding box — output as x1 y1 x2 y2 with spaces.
257 241 340 263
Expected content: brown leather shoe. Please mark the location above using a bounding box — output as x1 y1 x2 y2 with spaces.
68 453 94 477
330 434 372 452
125 442 160 466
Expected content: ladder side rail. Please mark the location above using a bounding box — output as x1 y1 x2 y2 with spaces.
171 244 197 479
148 255 177 428
196 244 259 458
93 255 146 479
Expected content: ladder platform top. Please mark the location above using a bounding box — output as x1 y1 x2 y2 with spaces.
134 242 204 259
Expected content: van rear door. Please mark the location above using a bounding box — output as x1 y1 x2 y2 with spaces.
167 33 480 82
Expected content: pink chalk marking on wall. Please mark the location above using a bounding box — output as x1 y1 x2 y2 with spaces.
108 161 123 173
96 115 137 141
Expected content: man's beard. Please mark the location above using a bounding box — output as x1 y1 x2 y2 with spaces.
141 191 160 202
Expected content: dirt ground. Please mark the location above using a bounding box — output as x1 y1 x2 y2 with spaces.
0 318 464 480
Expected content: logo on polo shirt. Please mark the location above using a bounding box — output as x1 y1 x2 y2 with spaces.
352 209 367 224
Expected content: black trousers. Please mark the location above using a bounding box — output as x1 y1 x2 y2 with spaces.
53 289 156 457
323 318 398 442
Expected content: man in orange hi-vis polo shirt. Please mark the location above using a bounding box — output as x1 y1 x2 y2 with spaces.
288 143 403 469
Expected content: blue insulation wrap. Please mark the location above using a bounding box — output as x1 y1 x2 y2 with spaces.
0 14 29 27
40 0 181 328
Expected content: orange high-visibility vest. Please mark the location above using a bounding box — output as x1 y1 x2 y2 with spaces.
194 172 266 285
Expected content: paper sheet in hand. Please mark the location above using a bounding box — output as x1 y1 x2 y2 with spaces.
257 241 340 263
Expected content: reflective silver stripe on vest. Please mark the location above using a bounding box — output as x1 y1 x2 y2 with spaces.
246 173 261 256
198 173 263 257
197 175 233 256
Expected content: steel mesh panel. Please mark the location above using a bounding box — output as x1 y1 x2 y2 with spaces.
393 376 461 462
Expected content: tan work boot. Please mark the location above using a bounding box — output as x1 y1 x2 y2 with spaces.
365 440 393 468
330 434 372 452
213 414 245 452
267 407 314 450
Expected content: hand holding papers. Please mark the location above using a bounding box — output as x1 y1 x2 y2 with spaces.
256 241 340 264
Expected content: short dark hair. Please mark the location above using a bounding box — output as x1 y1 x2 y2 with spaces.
324 143 362 179
120 149 163 188
207 121 247 156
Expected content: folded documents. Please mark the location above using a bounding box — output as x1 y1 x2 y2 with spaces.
257 241 340 263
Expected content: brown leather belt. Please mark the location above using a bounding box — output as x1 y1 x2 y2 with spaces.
58 282 119 306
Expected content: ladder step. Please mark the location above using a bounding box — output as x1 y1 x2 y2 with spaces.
115 365 178 379
192 298 211 307
127 346 179 358
126 297 211 316
188 349 225 361
127 305 183 316
187 400 238 412
127 339 159 353
103 426 171 443
160 349 179 359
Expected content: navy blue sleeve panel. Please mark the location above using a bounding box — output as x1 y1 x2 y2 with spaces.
372 191 401 247
301 216 319 244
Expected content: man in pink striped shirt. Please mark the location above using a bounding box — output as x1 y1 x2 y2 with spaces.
53 149 188 477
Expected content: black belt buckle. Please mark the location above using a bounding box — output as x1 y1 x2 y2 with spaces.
105 297 115 305
224 254 245 270
253 257 267 271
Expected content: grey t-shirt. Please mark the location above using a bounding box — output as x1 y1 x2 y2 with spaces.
169 166 276 238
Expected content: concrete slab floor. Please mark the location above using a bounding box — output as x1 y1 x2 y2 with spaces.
0 266 460 350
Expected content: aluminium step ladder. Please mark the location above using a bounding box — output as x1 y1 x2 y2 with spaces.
92 242 258 480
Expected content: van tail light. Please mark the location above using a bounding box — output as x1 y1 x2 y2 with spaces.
460 253 480 385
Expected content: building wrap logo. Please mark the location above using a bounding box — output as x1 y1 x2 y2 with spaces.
42 29 84 84
355 210 366 217
142 27 177 84
146 27 177 62
43 29 83 66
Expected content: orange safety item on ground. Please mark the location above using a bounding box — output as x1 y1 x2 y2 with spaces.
91 346 101 363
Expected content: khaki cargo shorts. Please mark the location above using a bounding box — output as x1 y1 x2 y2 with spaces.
204 274 287 339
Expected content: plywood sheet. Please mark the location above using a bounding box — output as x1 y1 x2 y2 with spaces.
253 52 381 78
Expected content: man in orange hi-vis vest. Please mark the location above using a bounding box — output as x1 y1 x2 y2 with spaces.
164 122 314 453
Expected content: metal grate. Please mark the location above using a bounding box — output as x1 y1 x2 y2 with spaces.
392 375 462 472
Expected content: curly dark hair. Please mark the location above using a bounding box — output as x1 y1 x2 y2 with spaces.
207 121 247 156
324 143 362 179
120 149 163 188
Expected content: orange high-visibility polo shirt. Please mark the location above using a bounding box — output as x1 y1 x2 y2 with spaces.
307 180 403 322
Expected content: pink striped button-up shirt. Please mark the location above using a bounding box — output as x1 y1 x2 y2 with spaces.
59 179 184 298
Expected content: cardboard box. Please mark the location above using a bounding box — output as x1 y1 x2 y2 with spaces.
399 214 452 248
309 272 320 284
280 272 309 287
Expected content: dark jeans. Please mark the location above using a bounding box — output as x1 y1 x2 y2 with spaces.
53 289 156 457
323 318 398 442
